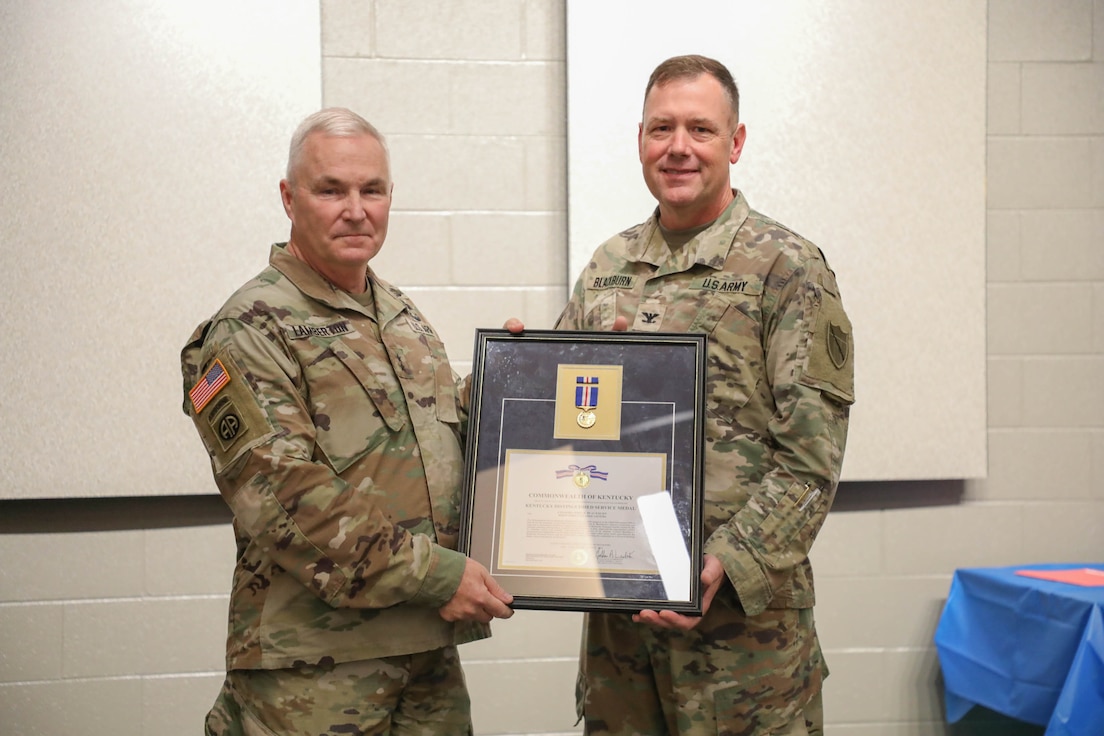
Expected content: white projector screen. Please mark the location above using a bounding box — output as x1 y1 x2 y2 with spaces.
567 0 988 481
0 2 321 499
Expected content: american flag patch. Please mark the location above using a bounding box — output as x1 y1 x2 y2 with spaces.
189 359 230 414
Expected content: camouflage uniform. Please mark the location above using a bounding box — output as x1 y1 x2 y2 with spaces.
557 191 854 736
180 243 487 734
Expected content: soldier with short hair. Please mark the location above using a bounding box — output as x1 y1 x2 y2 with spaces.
558 55 855 735
180 107 513 735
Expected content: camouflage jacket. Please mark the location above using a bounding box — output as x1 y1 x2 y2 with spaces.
555 192 855 616
180 243 487 671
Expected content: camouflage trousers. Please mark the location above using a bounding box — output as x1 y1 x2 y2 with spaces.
576 605 826 736
204 647 474 736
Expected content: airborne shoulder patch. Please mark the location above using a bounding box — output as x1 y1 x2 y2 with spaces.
205 394 248 452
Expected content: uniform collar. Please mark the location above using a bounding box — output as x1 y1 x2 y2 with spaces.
269 243 406 323
633 190 751 271
367 267 410 328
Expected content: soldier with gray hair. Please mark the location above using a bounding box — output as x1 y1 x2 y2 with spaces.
557 55 855 735
180 106 513 735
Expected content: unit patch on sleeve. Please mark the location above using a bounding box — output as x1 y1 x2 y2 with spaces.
189 349 280 474
802 289 855 404
206 395 248 452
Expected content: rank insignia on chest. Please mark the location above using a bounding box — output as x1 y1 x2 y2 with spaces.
631 304 667 332
189 359 230 414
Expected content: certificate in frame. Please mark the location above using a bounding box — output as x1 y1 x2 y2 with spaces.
459 328 706 614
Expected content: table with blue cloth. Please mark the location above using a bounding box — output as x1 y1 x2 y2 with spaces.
934 563 1104 736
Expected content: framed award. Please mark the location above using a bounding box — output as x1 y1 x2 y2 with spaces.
458 328 706 614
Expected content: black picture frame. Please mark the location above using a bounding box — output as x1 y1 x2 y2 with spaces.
459 328 706 614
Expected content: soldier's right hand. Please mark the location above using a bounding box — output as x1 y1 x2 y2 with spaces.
439 558 514 624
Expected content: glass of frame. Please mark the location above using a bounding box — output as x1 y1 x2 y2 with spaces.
459 328 706 614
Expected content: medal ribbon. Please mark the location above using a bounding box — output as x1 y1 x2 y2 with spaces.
575 376 599 409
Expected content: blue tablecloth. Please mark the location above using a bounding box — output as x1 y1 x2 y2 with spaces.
934 564 1104 735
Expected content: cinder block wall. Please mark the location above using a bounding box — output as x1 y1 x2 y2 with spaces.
1 1 1102 734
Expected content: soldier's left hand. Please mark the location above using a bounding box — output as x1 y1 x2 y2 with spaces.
439 558 515 624
632 555 724 631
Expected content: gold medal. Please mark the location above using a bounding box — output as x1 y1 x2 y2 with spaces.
573 469 591 488
577 410 596 429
